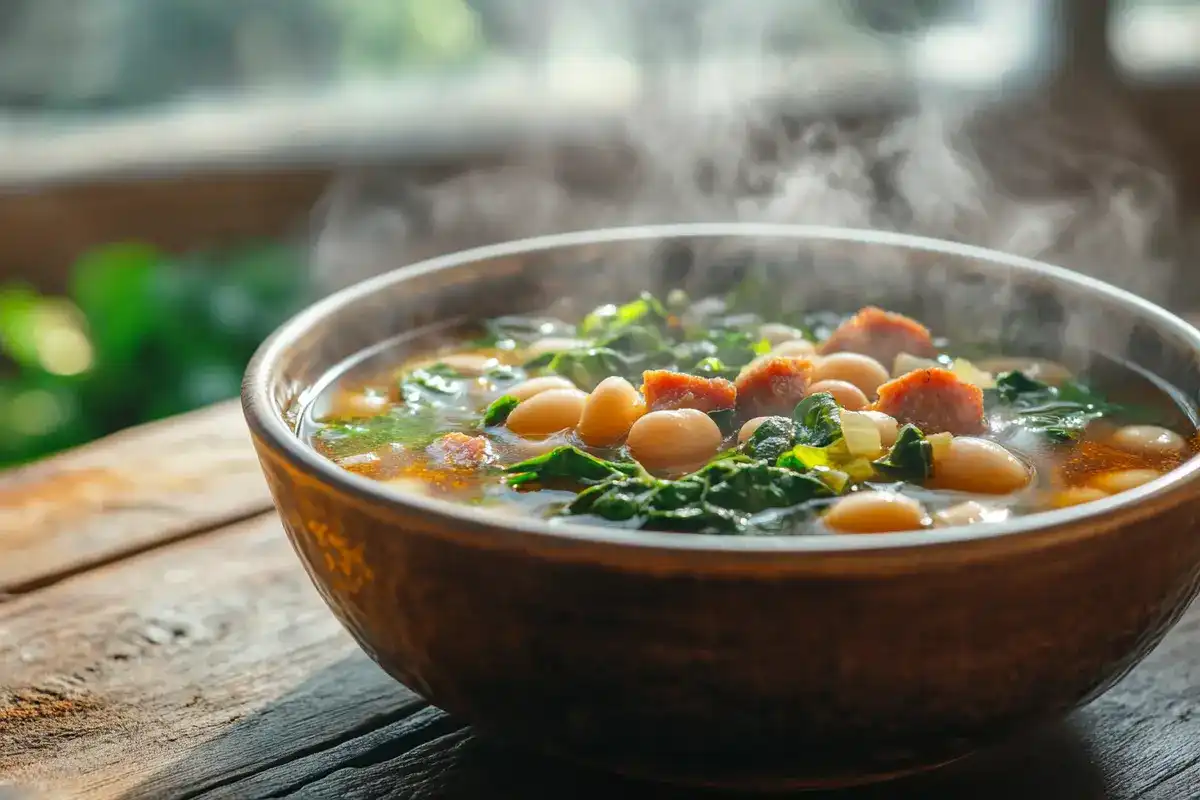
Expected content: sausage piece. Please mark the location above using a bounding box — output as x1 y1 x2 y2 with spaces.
819 306 937 367
642 370 737 413
734 357 814 418
427 432 496 469
870 368 985 435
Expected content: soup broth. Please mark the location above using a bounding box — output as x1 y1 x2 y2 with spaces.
301 284 1197 536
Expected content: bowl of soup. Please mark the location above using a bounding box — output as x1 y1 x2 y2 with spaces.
242 224 1200 789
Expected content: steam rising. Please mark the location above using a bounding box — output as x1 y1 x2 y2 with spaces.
312 6 1180 316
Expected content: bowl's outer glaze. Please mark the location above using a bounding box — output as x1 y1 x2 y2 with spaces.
244 225 1200 788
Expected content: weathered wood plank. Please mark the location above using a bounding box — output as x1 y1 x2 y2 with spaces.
1 503 1196 799
0 514 425 800
0 401 271 593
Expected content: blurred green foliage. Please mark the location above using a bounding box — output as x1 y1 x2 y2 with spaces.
0 241 310 468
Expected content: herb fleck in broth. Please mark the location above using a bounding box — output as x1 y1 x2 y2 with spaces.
300 284 1198 536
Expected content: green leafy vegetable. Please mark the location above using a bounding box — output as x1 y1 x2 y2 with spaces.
398 364 467 406
793 392 844 447
564 459 833 534
872 424 933 482
989 370 1116 442
581 292 670 338
480 315 575 348
742 416 797 462
314 409 444 459
544 347 636 391
482 395 519 426
505 445 643 489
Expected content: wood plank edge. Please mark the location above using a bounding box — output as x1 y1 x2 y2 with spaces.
1 506 274 598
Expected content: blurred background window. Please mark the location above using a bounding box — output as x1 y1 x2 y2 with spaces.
1111 0 1200 78
0 1 1133 468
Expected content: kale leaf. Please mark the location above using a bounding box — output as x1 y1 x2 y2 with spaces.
742 416 797 462
544 347 637 391
563 458 833 535
398 363 468 406
872 424 933 482
314 407 446 459
481 394 519 427
989 370 1114 442
581 292 671 338
793 392 844 447
505 445 643 489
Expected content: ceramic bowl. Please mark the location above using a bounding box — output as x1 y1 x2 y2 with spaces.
242 224 1200 789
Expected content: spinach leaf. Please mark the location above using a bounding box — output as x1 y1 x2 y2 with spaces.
581 292 671 338
793 392 844 447
989 370 1114 442
692 356 734 379
398 363 467 406
596 324 670 355
482 395 519 426
505 445 643 489
742 416 797 462
563 458 832 535
314 408 445 459
545 347 636 391
701 460 832 514
872 424 933 482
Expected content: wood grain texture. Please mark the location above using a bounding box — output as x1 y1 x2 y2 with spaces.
0 401 271 593
0 506 1197 799
0 514 428 799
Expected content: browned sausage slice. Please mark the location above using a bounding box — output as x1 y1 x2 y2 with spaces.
870 368 985 435
819 306 937 367
734 357 814 418
642 370 738 413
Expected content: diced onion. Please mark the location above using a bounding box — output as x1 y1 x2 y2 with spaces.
813 467 850 494
927 432 954 461
892 352 939 377
949 357 996 389
839 410 884 457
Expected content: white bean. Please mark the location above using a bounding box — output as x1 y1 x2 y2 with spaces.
760 324 806 347
1088 469 1162 494
933 500 1006 527
824 492 927 534
857 410 899 447
1109 425 1187 458
506 375 577 402
505 388 587 437
808 379 868 411
524 337 588 361
930 437 1030 495
577 376 647 446
737 416 773 444
433 353 495 377
771 339 817 358
812 352 890 397
627 409 723 473
1049 486 1109 508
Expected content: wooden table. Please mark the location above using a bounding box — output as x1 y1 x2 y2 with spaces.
1 401 1198 800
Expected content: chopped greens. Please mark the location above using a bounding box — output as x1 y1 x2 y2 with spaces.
565 458 834 534
482 395 519 427
505 445 643 489
314 408 445 459
793 392 844 447
581 292 671 338
988 370 1117 442
544 347 636 391
742 416 796 462
398 364 467 406
872 424 934 482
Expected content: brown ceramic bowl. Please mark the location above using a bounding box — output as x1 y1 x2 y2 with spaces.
242 224 1200 790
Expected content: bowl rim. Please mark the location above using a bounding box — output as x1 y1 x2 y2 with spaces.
243 223 1200 555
